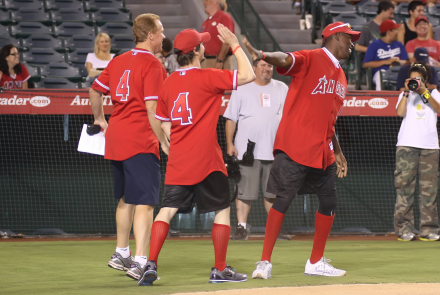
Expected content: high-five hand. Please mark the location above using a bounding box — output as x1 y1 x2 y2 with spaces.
217 23 239 49
242 38 262 61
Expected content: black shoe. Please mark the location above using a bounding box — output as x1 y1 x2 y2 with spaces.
137 261 158 286
231 225 249 240
209 265 247 283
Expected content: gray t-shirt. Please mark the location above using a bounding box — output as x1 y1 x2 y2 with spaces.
223 79 288 160
358 20 381 47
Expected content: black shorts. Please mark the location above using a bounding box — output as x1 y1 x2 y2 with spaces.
267 151 337 199
111 153 160 206
161 171 230 214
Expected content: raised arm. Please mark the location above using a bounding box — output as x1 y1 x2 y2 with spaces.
243 38 293 70
217 23 255 86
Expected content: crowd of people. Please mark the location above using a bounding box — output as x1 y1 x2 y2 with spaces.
356 0 440 90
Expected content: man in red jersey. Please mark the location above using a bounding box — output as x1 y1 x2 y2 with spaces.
201 0 235 70
89 13 169 281
242 22 360 279
137 25 255 286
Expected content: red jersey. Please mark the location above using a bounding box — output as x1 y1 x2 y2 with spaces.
405 38 440 63
275 48 346 169
200 10 235 56
155 67 238 185
0 64 30 89
91 48 167 161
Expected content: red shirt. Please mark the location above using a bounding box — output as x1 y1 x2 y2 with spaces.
275 48 346 169
155 67 238 185
405 38 440 63
200 10 235 56
91 48 167 161
0 64 30 89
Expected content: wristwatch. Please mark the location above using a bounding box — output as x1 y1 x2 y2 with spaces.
216 59 223 63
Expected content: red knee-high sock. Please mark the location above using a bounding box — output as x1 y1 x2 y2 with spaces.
148 220 170 264
310 212 335 264
212 223 230 271
261 208 285 262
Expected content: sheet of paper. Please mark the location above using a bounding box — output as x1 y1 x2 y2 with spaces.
77 124 105 156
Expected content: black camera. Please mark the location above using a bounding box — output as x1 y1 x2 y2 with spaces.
224 154 241 180
408 77 422 91
240 139 256 166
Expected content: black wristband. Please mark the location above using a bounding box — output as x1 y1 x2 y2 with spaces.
217 59 223 63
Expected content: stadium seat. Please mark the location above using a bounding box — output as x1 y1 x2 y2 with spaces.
22 48 66 66
21 34 64 52
40 61 83 82
381 66 401 90
395 2 410 17
64 34 95 52
50 8 92 25
36 77 80 89
0 10 11 26
55 22 95 38
322 2 356 15
67 48 90 68
332 14 367 31
4 0 45 10
0 34 19 48
91 8 132 25
357 1 379 18
84 0 126 12
111 34 134 52
45 0 84 11
426 15 440 27
10 8 52 26
97 22 132 36
10 22 53 38
22 62 41 83
117 48 131 55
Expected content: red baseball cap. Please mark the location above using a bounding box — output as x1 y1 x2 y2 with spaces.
321 22 361 42
379 20 401 33
415 15 429 26
174 29 211 54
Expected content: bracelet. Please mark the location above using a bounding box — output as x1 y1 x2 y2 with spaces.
232 45 241 55
422 89 431 100
216 59 223 63
260 50 266 60
403 91 409 97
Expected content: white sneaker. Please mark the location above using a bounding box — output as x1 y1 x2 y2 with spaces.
304 258 346 277
252 260 272 279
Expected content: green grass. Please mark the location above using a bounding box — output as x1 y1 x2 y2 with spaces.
1 239 439 294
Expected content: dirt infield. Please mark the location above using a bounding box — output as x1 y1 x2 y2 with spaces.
173 283 440 295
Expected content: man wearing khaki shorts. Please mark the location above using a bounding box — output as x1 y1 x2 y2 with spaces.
224 58 288 240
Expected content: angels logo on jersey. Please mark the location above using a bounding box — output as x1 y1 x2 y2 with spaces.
311 75 345 99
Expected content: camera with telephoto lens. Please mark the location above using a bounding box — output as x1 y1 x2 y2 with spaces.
407 77 422 91
240 139 256 166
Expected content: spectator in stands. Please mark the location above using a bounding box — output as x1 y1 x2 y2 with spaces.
364 20 408 90
201 0 235 70
405 16 440 66
161 37 179 75
0 44 30 89
355 1 395 53
397 48 438 90
397 0 433 45
224 58 289 241
86 33 114 78
394 63 440 242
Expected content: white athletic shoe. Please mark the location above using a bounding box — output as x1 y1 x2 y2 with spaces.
304 258 346 277
252 260 272 279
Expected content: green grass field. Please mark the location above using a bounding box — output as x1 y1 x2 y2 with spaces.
1 239 439 295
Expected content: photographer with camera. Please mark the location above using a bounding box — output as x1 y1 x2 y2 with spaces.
394 63 440 241
224 58 288 240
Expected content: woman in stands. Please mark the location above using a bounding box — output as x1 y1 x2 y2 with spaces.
86 33 114 78
0 44 30 89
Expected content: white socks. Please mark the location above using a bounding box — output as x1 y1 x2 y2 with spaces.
116 246 130 258
135 256 147 268
239 222 247 229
